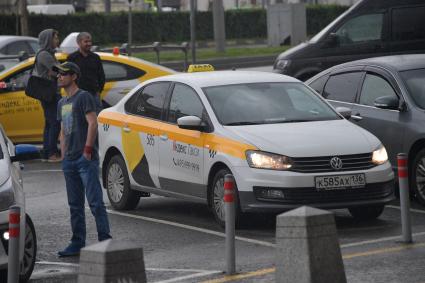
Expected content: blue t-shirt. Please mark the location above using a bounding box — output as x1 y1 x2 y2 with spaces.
57 89 99 160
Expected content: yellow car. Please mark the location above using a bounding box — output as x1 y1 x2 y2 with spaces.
0 52 175 143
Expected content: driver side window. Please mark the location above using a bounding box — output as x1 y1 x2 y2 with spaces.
168 84 205 124
359 74 398 107
335 13 383 45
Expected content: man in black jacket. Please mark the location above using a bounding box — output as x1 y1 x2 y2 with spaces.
67 32 105 112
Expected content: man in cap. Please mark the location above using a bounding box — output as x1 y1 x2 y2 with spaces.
56 62 111 257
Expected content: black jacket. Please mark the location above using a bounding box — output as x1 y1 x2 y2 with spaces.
67 51 105 95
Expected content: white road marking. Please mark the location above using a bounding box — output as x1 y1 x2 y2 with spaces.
108 208 425 250
36 261 79 267
35 261 221 282
107 209 275 247
387 205 425 214
152 270 222 283
25 169 63 173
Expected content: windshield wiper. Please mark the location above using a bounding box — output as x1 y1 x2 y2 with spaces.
225 121 264 126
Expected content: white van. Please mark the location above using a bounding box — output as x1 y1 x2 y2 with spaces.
27 4 75 15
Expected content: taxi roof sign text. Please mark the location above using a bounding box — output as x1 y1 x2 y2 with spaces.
187 64 215 73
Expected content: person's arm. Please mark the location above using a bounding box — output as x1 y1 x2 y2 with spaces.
59 125 65 160
83 111 98 160
39 51 58 79
97 56 105 94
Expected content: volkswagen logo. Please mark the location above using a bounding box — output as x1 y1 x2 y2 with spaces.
330 157 343 170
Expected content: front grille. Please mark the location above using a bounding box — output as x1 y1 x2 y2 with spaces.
290 153 375 173
254 182 393 204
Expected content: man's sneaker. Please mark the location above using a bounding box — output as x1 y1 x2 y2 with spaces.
47 154 62 163
58 244 83 257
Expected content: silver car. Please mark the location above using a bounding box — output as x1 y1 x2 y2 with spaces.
0 125 37 282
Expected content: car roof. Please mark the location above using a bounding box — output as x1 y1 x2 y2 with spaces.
151 71 299 88
332 54 425 73
0 36 38 44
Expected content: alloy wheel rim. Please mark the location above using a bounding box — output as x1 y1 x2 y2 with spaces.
213 177 225 222
20 221 35 276
107 163 124 203
416 158 425 200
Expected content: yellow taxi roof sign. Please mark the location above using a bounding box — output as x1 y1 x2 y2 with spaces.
187 64 215 73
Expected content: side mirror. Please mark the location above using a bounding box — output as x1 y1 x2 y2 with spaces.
177 116 206 131
10 144 40 162
335 106 352 119
323 33 339 47
374 96 399 110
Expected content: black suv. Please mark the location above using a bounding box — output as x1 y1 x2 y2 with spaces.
273 0 425 81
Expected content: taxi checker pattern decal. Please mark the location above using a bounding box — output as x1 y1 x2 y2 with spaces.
99 112 257 160
121 127 155 187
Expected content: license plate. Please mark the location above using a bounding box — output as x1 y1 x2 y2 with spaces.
315 173 366 190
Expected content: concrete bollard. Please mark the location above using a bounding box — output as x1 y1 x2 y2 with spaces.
78 239 147 283
275 206 346 283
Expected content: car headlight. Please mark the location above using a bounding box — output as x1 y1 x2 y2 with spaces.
246 150 293 170
372 146 388 165
274 59 291 71
0 177 15 211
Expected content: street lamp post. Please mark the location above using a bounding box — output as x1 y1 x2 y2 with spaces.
128 0 132 55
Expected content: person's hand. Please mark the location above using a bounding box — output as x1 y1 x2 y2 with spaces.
83 152 92 161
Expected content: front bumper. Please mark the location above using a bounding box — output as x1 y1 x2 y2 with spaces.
239 180 394 213
232 162 394 212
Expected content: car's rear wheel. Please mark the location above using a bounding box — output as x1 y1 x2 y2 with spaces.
210 168 240 227
20 214 37 283
411 148 425 205
106 155 140 210
348 205 385 220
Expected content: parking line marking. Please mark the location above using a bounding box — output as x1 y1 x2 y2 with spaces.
153 270 222 283
387 205 425 214
340 231 425 248
200 268 275 283
201 242 425 283
26 169 63 173
36 261 79 267
107 209 275 247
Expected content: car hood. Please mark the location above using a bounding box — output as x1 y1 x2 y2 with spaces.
225 120 381 157
276 42 312 60
0 159 10 186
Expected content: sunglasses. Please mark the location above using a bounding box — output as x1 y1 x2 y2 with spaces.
58 71 73 77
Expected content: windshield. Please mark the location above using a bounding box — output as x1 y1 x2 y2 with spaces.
203 82 341 126
400 68 425 109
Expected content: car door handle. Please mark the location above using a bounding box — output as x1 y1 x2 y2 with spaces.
351 114 363 121
160 134 168 141
123 124 131 132
119 88 132 95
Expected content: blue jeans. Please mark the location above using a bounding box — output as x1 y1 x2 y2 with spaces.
62 155 111 247
41 94 61 158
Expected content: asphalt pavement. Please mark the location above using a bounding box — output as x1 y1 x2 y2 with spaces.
17 160 425 283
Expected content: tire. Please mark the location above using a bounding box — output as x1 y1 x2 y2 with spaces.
19 214 37 283
348 205 385 221
209 168 241 227
106 155 140 210
411 148 425 205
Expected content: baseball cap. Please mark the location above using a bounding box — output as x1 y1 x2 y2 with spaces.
53 62 81 78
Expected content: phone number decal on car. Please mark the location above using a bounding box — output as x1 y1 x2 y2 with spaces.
315 173 366 190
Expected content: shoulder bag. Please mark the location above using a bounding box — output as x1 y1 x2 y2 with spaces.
25 52 57 103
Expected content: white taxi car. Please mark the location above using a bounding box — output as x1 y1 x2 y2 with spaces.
98 69 394 226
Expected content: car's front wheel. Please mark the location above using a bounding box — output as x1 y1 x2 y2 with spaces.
348 205 385 220
19 214 37 283
411 148 425 205
210 168 241 227
106 155 140 210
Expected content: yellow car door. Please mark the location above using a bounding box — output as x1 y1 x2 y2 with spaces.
0 67 44 143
